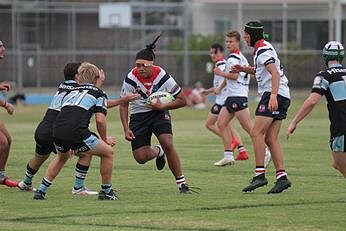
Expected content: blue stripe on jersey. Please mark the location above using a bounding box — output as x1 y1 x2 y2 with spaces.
228 55 240 60
329 81 346 101
321 78 329 90
77 94 98 110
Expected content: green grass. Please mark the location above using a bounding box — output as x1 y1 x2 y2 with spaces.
0 97 345 231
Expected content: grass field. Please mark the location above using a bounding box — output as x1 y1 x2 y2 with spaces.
0 96 345 231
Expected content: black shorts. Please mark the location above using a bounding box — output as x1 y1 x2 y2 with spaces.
224 96 248 113
129 110 172 150
53 132 99 154
34 124 56 155
255 92 290 120
210 103 223 115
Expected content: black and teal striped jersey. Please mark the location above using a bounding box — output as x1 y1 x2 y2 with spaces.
53 83 108 143
35 80 79 141
311 64 346 137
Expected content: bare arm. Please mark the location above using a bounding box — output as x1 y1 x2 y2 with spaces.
150 91 187 111
119 103 135 141
286 92 322 139
213 67 238 80
107 93 140 109
232 65 255 75
95 112 108 142
266 63 280 111
1 100 14 115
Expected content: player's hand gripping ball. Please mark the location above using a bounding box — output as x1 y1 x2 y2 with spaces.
147 91 174 105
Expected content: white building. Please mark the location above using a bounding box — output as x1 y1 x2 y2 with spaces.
190 0 346 50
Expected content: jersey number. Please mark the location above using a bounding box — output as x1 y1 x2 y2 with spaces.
62 90 88 106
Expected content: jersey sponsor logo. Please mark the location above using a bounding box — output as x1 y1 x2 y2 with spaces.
258 104 266 112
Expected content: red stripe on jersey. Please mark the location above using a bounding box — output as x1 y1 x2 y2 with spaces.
132 66 161 90
230 49 240 55
253 39 266 55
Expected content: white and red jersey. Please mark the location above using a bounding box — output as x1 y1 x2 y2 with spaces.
213 58 228 105
120 65 181 114
225 50 250 97
253 39 290 99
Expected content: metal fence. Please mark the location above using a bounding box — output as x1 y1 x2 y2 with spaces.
0 0 338 91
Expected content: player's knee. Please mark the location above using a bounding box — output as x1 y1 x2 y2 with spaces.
134 156 147 164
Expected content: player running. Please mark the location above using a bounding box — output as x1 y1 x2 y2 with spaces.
287 41 346 178
119 35 199 194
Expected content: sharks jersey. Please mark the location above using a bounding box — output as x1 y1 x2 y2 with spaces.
311 64 346 137
35 80 79 142
53 83 107 143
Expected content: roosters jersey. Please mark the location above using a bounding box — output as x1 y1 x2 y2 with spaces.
311 64 346 137
253 39 290 99
120 65 181 114
213 58 228 105
225 50 250 97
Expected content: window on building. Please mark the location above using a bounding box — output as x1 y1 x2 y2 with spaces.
262 20 297 44
301 21 328 49
214 20 231 35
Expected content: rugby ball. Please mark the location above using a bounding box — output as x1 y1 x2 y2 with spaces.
147 91 174 105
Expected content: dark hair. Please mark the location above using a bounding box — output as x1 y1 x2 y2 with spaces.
226 30 241 41
135 34 161 61
244 21 264 46
63 62 81 80
210 43 224 52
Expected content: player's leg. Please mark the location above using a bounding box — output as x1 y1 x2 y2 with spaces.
242 116 272 192
265 120 291 193
18 138 53 191
0 122 16 187
130 112 163 168
72 153 97 195
331 135 346 177
18 153 49 191
234 108 253 160
205 112 220 136
229 120 241 149
215 106 235 166
332 152 346 177
34 151 71 199
157 133 192 193
86 139 119 200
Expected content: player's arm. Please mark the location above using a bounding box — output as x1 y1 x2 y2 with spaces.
95 112 108 142
150 90 187 111
1 99 14 115
231 65 255 75
214 79 227 94
119 103 135 141
107 93 140 109
266 63 280 111
213 67 238 80
0 81 11 91
286 92 322 140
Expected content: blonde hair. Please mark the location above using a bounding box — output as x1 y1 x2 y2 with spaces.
77 62 100 84
226 30 241 42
